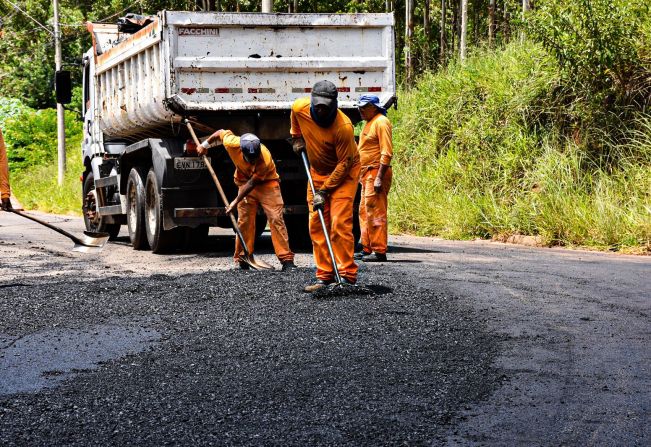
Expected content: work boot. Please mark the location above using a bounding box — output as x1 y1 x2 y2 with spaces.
303 279 333 293
354 250 371 260
362 252 387 262
281 260 297 272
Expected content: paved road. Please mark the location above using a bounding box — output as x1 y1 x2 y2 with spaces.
0 211 649 445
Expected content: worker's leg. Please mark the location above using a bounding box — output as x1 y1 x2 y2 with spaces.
364 167 392 254
233 190 259 264
255 181 294 263
307 170 334 281
358 170 371 253
328 164 360 283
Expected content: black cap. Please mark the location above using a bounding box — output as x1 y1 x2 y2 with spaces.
311 80 338 108
240 133 261 162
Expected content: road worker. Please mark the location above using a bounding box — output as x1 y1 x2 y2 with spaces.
0 128 12 211
354 94 393 262
198 129 296 271
290 80 361 292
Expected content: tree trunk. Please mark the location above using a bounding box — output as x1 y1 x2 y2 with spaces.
440 0 447 63
405 0 415 85
452 0 457 54
460 0 468 61
488 0 496 46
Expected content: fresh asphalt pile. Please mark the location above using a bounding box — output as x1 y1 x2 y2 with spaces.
0 264 504 445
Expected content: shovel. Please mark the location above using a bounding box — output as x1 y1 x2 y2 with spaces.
184 120 273 271
8 209 109 253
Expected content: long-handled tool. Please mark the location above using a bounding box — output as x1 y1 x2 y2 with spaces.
300 151 344 285
8 209 109 253
184 119 273 271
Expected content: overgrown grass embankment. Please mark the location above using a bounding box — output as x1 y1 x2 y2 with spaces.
1 101 82 215
389 42 650 253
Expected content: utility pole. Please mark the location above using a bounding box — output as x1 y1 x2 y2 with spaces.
262 0 273 13
405 0 414 86
53 0 65 186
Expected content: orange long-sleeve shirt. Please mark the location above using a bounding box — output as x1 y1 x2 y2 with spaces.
221 130 279 186
0 128 10 200
358 113 393 168
290 97 359 191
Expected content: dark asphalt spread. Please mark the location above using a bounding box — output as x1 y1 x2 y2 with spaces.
0 266 504 445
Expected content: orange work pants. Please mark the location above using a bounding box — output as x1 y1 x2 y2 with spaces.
359 166 392 255
307 163 361 283
234 180 294 263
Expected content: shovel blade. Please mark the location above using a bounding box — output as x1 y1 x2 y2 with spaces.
72 231 110 252
241 254 274 271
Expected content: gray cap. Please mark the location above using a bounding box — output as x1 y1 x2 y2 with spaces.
311 80 338 108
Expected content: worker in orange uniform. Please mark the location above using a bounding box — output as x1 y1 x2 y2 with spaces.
290 80 361 292
198 130 296 271
354 95 393 262
0 128 13 211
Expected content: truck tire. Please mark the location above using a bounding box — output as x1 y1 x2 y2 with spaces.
255 214 267 241
144 168 182 253
126 167 149 250
83 172 121 239
184 224 209 251
285 214 311 249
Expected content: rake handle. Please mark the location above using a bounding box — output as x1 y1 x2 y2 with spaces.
185 120 253 257
300 151 343 285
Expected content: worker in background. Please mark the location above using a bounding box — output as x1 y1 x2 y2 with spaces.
198 129 296 272
354 95 393 262
0 128 12 211
290 80 361 292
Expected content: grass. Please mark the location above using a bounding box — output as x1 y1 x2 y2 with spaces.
11 131 83 216
389 41 650 253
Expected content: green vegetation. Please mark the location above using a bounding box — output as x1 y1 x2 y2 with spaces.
1 103 83 215
390 41 650 252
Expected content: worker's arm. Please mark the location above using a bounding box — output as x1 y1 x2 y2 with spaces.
321 124 356 192
197 129 228 156
225 177 263 214
373 118 393 192
290 107 306 155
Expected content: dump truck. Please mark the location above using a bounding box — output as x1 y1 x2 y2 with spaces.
72 11 396 253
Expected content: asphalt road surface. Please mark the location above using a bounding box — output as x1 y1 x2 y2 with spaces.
0 211 649 446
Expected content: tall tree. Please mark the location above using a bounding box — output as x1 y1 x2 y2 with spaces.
440 0 447 63
460 0 468 60
488 0 496 46
405 0 415 85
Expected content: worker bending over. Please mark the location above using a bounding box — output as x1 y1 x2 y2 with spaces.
198 130 296 271
355 95 393 262
0 128 12 211
291 80 361 292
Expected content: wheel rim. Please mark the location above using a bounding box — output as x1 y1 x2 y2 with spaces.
145 179 158 234
84 189 101 229
127 180 138 232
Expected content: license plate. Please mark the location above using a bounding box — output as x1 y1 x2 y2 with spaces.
174 157 210 170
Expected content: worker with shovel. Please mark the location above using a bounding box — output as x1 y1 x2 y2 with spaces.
0 128 12 211
290 80 361 292
197 129 296 271
354 94 393 262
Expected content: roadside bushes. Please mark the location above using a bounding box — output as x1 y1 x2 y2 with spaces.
390 42 650 252
1 98 83 214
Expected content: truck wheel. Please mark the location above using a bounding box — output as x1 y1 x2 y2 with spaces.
184 224 209 251
144 168 181 253
255 214 267 241
83 172 121 239
126 167 149 250
285 215 311 249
